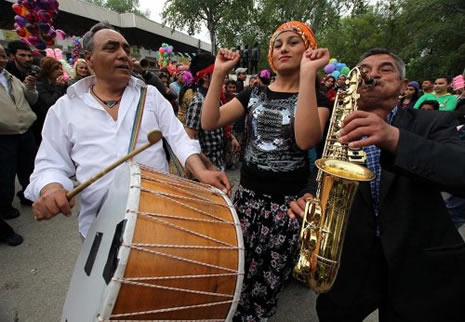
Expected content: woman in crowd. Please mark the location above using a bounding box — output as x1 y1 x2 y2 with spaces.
68 58 90 85
201 21 330 320
399 81 421 109
32 56 67 144
321 75 337 105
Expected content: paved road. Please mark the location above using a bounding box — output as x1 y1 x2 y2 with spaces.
1 169 462 321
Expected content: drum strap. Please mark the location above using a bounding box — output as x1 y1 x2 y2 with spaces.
128 86 148 153
128 86 186 177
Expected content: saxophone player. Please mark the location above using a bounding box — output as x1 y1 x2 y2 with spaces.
289 48 465 322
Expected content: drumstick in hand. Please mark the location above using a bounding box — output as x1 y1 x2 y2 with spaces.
66 130 163 200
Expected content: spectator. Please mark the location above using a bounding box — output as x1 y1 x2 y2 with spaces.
419 100 440 111
6 40 37 81
235 67 247 93
0 44 38 219
422 78 434 94
169 71 184 96
247 75 258 87
138 58 176 103
399 81 421 109
257 68 271 86
224 79 237 102
321 75 337 105
414 76 458 111
185 53 228 170
335 74 347 91
32 56 68 144
68 58 90 86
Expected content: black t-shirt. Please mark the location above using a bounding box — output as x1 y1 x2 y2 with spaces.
236 86 330 196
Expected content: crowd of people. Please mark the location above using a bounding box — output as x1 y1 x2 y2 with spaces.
1 18 465 322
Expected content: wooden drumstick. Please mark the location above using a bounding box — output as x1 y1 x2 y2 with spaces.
66 130 163 200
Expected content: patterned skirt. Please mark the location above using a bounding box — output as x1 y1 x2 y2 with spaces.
233 185 301 321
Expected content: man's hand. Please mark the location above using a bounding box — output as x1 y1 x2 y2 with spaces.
230 136 240 153
338 110 400 153
196 169 232 197
288 193 314 221
23 75 37 89
33 183 75 221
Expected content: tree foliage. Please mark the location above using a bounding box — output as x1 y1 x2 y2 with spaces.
319 0 465 80
161 0 251 55
85 0 150 17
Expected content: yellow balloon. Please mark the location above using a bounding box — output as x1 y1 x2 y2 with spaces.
329 58 337 64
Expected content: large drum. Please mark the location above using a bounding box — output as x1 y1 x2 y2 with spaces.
62 162 244 321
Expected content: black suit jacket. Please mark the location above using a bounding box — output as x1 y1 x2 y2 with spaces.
318 108 465 321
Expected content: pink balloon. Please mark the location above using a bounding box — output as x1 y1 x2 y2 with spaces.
56 29 66 41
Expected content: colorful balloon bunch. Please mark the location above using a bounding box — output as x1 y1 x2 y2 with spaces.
71 35 82 63
158 43 175 68
323 58 350 79
12 0 65 50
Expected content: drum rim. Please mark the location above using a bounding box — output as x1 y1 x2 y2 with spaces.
215 185 244 321
97 162 245 320
98 161 141 320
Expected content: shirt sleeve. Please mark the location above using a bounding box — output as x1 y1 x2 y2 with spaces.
24 103 75 201
413 94 426 109
236 87 253 111
442 95 458 111
148 86 200 168
317 90 331 109
185 92 202 131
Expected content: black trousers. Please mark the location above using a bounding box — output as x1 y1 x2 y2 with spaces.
316 239 403 322
0 129 37 210
0 217 15 239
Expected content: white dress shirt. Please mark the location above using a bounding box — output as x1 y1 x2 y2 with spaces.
0 69 9 95
25 76 200 237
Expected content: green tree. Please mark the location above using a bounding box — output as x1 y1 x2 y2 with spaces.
85 0 150 17
397 0 465 80
162 0 252 55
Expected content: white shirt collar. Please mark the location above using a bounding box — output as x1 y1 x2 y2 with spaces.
66 75 146 98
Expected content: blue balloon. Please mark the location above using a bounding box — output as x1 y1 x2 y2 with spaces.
336 63 345 71
331 71 340 78
332 61 338 65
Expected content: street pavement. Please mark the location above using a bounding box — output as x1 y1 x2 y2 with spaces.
1 168 462 321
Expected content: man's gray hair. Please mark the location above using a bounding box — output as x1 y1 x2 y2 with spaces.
82 21 117 52
358 48 406 79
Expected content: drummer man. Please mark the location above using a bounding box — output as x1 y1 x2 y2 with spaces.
24 22 231 239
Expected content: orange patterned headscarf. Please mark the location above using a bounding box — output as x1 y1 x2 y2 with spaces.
268 21 318 72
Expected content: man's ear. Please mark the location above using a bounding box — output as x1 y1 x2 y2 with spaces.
400 79 408 93
84 50 93 68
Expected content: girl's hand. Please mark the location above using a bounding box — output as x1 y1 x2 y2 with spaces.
214 49 241 75
300 48 330 75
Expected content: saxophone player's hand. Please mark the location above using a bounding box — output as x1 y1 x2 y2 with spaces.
339 110 400 153
300 48 330 74
288 193 314 221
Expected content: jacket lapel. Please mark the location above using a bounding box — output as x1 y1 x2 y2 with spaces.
379 108 413 205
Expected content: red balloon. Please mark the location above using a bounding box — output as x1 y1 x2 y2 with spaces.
25 23 38 34
12 4 23 15
16 27 27 38
38 10 51 22
25 11 39 24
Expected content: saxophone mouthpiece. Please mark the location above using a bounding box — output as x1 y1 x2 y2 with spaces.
360 69 376 88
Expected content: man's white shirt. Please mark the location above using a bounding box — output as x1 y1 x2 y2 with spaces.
25 76 200 237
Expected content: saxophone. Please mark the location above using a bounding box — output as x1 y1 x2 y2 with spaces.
293 67 376 293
